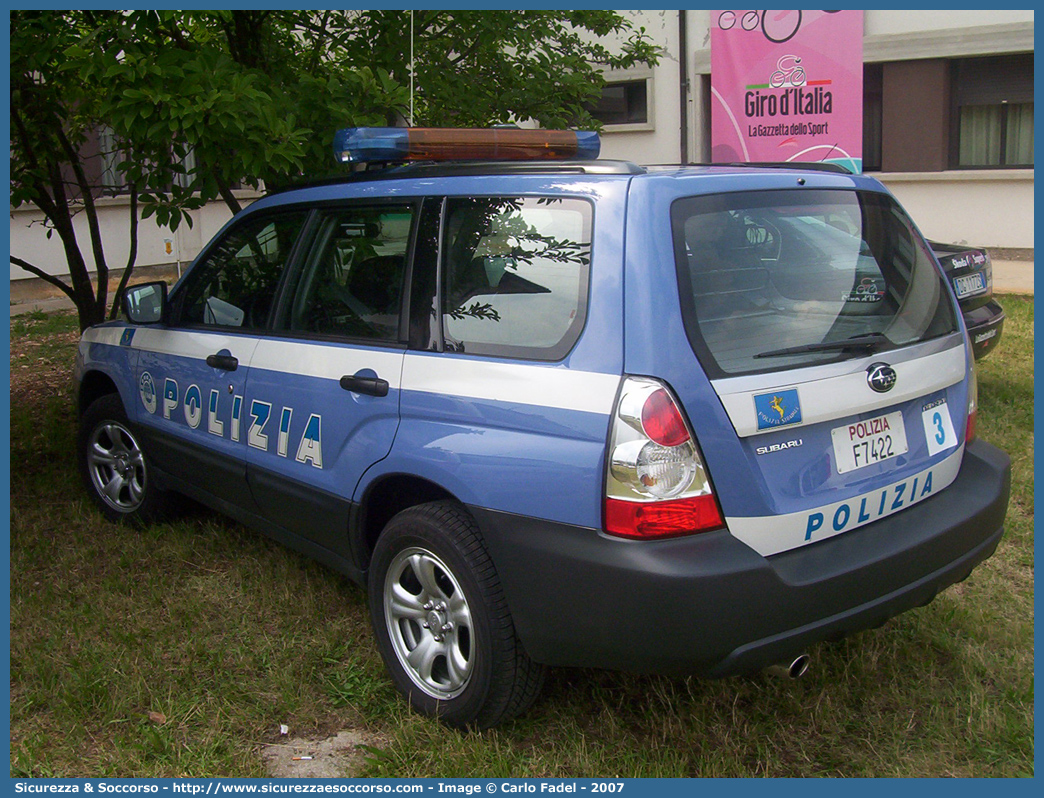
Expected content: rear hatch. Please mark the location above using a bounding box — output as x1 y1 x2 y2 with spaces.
667 186 973 556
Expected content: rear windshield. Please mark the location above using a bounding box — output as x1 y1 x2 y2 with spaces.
671 189 958 377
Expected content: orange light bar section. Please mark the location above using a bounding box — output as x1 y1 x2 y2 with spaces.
405 128 597 161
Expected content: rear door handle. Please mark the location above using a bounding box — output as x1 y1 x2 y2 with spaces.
339 374 389 397
206 354 239 371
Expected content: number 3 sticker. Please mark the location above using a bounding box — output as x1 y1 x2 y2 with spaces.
922 400 957 456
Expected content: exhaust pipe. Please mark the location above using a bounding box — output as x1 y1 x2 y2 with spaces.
764 653 809 679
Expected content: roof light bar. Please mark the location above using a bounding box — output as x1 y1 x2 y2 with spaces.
333 127 600 164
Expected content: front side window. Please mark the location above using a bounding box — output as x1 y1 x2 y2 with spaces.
672 189 959 377
284 206 412 342
441 197 592 360
177 212 308 329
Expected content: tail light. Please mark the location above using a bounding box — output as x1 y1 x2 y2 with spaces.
604 377 724 539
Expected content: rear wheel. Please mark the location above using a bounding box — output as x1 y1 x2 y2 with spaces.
78 394 167 523
368 501 544 728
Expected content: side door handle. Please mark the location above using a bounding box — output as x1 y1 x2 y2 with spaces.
339 374 389 397
206 354 239 371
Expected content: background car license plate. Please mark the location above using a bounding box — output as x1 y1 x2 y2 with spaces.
832 411 909 474
954 272 986 298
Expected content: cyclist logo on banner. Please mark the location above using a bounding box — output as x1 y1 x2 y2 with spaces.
710 10 864 173
716 9 808 43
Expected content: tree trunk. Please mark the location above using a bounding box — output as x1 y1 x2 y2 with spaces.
43 168 106 332
109 184 140 321
213 166 243 216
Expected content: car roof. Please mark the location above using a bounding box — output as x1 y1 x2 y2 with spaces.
265 158 857 193
250 159 884 215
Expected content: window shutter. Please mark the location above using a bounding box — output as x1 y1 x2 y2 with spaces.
955 54 1034 106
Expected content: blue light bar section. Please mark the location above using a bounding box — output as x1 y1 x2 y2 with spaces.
333 128 411 163
574 130 601 160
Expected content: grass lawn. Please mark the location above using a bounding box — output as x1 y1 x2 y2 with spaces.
8 298 1034 778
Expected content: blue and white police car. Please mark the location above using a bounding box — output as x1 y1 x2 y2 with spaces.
75 127 1011 728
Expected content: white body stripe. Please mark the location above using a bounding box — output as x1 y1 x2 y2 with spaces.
727 447 964 556
80 327 128 347
131 327 261 365
714 344 966 438
115 328 405 387
402 354 621 415
83 327 620 413
250 339 406 387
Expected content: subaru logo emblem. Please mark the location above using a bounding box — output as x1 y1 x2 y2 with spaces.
867 363 897 393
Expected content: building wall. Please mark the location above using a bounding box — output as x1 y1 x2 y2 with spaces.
9 193 259 283
880 60 950 173
588 10 684 165
879 170 1034 249
862 9 1033 37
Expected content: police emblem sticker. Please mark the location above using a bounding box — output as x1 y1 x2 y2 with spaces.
754 389 802 431
120 328 136 347
139 372 158 415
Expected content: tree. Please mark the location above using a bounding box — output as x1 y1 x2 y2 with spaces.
304 10 662 129
11 10 406 331
83 11 411 216
10 12 173 330
10 10 658 332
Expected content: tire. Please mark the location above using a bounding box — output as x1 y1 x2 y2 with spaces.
368 501 545 729
78 394 168 524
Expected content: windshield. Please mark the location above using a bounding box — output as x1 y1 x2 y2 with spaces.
671 189 958 377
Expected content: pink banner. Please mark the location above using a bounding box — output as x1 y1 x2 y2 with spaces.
711 10 864 172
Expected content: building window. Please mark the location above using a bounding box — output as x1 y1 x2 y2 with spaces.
952 54 1033 168
98 126 127 194
93 128 205 194
174 147 198 190
588 79 650 126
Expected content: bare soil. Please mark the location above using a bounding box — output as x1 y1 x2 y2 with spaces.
9 325 80 407
262 731 386 779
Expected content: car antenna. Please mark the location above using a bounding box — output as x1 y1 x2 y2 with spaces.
409 10 414 126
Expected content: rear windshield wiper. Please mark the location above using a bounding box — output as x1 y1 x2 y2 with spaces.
754 332 892 359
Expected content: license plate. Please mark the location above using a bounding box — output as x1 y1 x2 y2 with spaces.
831 411 909 474
954 272 986 298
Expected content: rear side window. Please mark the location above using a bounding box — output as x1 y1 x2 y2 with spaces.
441 197 592 360
671 189 958 377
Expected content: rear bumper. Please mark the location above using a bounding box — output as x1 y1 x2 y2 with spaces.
475 439 1010 676
964 299 1005 360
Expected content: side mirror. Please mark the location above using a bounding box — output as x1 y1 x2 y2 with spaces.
122 281 168 324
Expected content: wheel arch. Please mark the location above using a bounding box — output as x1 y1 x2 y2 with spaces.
78 369 121 417
353 473 459 574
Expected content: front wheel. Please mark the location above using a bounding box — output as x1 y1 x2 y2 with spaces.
368 501 545 728
78 394 168 523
